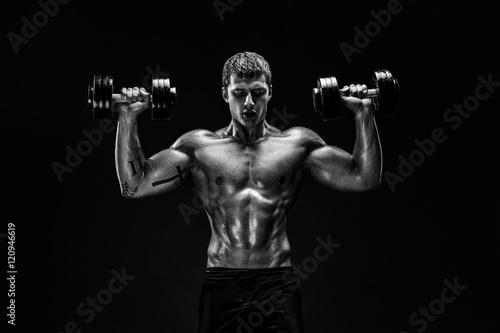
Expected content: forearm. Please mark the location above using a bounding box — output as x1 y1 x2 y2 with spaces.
115 116 146 198
352 107 382 189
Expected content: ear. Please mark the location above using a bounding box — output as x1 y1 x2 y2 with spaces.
221 87 229 103
268 85 272 101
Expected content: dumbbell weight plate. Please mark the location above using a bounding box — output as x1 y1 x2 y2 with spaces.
313 78 326 120
100 75 113 120
93 74 104 120
317 78 328 120
87 79 95 112
385 70 400 112
312 87 323 116
314 77 341 121
87 74 100 115
321 77 333 121
90 74 113 120
160 78 168 117
169 85 177 112
151 78 161 119
327 77 341 120
371 71 382 113
104 75 116 120
101 75 114 120
151 78 158 114
162 78 177 115
151 78 169 120
373 70 399 114
151 77 177 120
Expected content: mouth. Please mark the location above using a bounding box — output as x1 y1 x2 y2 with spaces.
242 110 257 119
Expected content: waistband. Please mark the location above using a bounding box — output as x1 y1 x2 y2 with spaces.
204 266 294 277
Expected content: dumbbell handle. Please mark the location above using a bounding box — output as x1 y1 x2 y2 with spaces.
339 87 379 98
111 93 151 105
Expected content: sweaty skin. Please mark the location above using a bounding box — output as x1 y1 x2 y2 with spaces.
115 75 382 269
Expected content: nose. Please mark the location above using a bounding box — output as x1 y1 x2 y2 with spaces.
244 93 255 109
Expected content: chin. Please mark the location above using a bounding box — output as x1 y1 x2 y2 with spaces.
242 115 261 124
239 119 255 128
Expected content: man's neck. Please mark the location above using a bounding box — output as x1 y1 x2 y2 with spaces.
225 119 270 144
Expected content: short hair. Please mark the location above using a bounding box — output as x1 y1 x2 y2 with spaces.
222 51 272 90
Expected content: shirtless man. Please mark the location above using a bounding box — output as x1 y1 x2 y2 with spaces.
115 51 382 332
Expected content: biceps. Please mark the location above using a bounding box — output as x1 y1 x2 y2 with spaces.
137 148 192 197
305 146 359 191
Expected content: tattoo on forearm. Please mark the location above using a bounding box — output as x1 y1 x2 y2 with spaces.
122 182 140 198
128 156 145 176
152 165 187 187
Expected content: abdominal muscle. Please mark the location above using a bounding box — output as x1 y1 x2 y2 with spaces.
205 187 292 269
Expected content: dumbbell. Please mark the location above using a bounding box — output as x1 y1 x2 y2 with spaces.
312 69 399 121
87 74 177 120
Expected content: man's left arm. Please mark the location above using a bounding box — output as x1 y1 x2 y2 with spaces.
304 84 382 192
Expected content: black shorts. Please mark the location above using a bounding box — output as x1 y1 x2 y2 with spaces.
198 267 304 333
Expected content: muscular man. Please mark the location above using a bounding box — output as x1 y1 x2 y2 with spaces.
115 51 382 332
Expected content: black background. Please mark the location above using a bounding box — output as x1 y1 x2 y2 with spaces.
3 0 499 332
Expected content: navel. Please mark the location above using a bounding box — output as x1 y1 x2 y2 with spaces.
216 176 223 185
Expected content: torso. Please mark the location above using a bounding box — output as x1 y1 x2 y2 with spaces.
177 126 317 268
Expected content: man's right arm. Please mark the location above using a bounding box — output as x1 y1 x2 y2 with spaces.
115 87 192 199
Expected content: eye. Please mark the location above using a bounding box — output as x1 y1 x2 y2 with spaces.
232 90 247 97
252 89 265 96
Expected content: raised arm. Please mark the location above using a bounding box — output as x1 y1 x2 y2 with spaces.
304 84 382 192
115 87 192 199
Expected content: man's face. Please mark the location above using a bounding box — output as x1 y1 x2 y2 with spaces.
222 74 272 127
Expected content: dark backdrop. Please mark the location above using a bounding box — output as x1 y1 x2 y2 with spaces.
4 0 499 332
